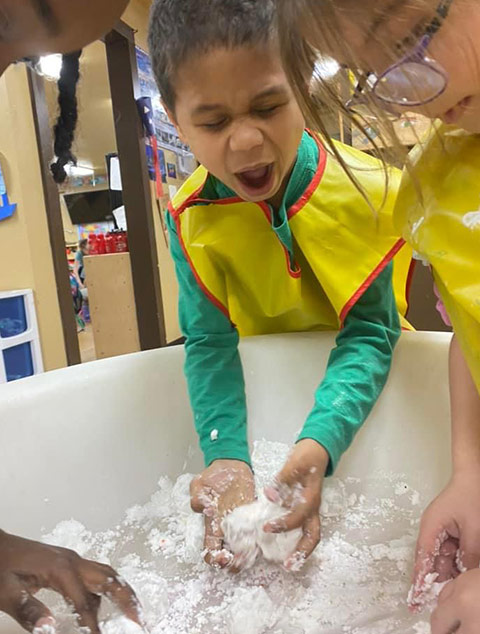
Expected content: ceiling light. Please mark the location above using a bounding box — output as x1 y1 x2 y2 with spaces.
38 54 63 81
314 57 341 81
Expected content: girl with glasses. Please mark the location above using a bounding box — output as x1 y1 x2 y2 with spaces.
276 0 480 632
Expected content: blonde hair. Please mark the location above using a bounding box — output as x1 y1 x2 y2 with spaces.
276 0 432 201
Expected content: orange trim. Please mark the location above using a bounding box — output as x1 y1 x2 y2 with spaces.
287 132 328 219
258 202 302 279
285 251 302 278
173 214 232 321
151 135 164 198
339 238 407 325
182 196 244 207
172 195 244 218
199 196 244 206
169 182 207 218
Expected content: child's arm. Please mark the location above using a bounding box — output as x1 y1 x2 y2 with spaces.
449 336 480 470
297 260 400 473
167 212 249 466
410 336 480 608
167 213 255 570
264 262 400 567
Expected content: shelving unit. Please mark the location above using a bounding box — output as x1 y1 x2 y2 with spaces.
0 289 43 383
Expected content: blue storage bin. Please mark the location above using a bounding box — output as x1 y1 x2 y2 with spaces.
3 342 34 382
0 295 28 338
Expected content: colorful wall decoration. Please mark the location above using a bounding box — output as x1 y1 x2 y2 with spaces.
0 160 17 222
135 47 195 160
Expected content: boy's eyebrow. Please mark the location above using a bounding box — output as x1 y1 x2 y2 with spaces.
251 86 290 102
191 103 225 116
30 0 60 35
191 86 289 116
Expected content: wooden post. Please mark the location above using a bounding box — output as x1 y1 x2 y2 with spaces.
105 24 167 350
28 69 81 366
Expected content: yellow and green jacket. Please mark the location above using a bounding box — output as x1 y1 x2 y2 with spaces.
167 131 412 471
396 123 480 394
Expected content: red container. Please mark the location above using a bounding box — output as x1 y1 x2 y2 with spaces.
96 233 106 255
115 231 128 253
88 233 98 255
105 232 115 254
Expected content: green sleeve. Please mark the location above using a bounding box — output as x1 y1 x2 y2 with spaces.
298 262 401 476
166 212 250 467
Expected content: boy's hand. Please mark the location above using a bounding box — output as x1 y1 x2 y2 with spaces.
190 459 255 572
0 530 142 634
431 569 480 634
411 472 480 609
263 439 329 570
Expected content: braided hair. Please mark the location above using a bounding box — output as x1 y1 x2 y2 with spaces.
50 51 82 184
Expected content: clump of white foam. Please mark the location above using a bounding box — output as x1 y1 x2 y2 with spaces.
222 494 302 568
32 618 57 634
101 617 145 634
228 587 276 634
42 520 95 557
413 622 432 634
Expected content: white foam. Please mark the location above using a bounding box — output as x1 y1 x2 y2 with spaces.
222 494 302 568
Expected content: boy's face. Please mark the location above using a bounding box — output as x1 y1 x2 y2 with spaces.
170 43 306 206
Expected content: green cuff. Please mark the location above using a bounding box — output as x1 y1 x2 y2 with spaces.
297 426 340 477
202 437 251 468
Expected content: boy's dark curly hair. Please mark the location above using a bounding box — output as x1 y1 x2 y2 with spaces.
148 0 276 113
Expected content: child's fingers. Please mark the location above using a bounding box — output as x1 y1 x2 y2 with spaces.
411 523 444 602
459 528 480 572
0 573 55 633
264 483 318 533
54 568 102 634
264 485 283 505
284 514 321 571
436 538 460 582
227 552 250 575
190 477 205 513
265 454 309 505
203 515 233 569
430 595 461 634
208 549 234 570
264 477 295 508
203 514 223 551
190 481 217 517
437 579 456 605
263 503 309 534
81 560 144 626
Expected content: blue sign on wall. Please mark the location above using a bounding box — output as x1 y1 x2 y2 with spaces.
0 162 17 222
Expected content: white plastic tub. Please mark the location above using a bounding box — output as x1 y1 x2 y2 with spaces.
0 332 453 633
